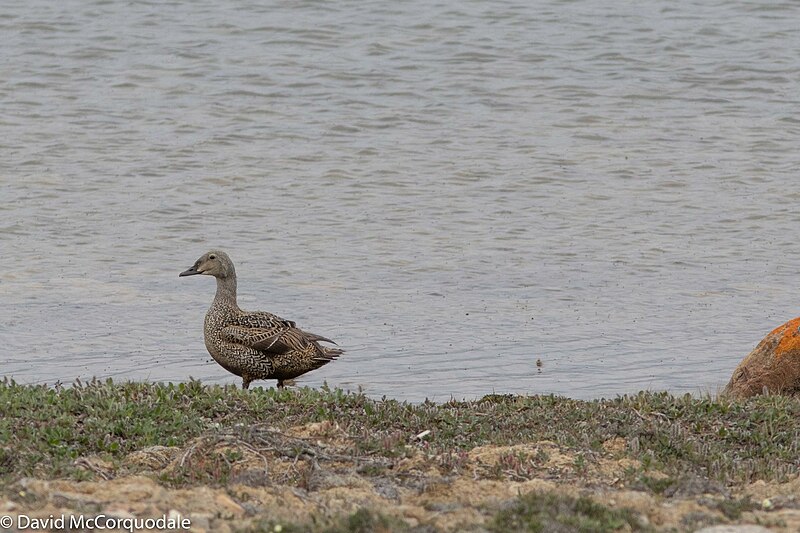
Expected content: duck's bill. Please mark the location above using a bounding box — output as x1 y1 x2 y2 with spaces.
179 266 200 277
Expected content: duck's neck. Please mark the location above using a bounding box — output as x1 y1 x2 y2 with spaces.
214 275 238 306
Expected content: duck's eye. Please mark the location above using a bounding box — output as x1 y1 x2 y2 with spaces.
209 254 216 260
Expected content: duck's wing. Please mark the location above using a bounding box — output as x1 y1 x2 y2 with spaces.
223 311 335 355
235 311 296 331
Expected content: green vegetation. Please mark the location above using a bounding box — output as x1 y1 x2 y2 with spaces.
1 379 800 531
489 491 652 533
1 379 800 486
255 498 653 533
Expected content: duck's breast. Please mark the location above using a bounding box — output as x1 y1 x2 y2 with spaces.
203 303 237 359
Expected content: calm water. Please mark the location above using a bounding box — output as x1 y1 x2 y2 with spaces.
3 0 800 401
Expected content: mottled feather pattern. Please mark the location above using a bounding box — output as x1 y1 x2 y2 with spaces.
181 250 342 389
236 311 296 330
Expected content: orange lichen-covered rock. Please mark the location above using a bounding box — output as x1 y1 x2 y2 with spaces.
725 317 800 398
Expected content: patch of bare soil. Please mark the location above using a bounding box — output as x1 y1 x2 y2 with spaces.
2 424 798 532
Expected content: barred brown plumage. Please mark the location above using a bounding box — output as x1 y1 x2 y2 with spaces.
179 250 342 389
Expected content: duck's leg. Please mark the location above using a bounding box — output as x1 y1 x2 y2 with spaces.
242 377 251 390
277 380 285 389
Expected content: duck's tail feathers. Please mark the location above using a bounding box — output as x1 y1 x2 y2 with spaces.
322 346 344 359
302 330 338 345
310 347 343 371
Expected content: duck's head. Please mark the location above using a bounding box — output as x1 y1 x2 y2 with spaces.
179 250 235 279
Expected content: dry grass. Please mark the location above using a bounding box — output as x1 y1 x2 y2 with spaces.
2 379 800 531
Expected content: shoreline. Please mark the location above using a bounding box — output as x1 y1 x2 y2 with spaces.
0 375 733 405
1 380 798 531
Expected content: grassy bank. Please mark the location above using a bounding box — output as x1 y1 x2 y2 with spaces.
1 379 799 531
